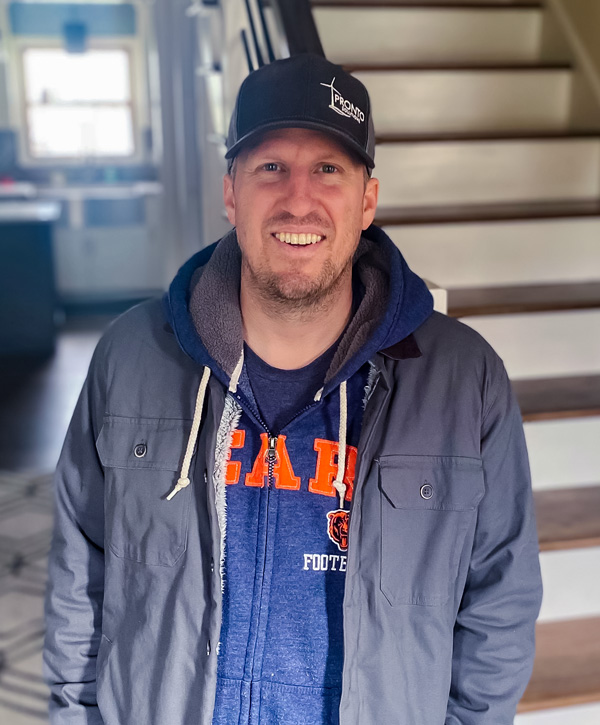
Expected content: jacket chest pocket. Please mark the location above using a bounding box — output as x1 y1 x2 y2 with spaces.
96 416 194 567
379 455 484 606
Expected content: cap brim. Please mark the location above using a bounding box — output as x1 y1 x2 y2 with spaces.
225 119 375 169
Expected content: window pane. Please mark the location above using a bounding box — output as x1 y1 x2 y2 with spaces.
28 105 134 158
23 48 131 104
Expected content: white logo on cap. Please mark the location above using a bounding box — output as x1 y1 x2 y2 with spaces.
320 77 365 125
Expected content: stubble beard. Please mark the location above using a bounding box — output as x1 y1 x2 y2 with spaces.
241 251 353 321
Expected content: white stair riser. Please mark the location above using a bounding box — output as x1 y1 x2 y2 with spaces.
526 417 600 491
461 310 600 379
515 703 600 725
538 547 600 622
316 8 542 65
375 140 600 207
386 218 600 287
356 70 571 134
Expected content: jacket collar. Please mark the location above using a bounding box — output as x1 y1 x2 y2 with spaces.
380 334 422 360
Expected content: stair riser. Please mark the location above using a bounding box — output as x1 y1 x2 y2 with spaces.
538 547 600 622
375 140 600 207
356 70 571 134
526 417 600 490
316 8 543 65
462 310 600 379
515 702 600 724
386 218 600 287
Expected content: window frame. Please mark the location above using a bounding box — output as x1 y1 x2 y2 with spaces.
12 34 147 167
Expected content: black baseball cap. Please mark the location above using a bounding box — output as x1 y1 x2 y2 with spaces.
225 54 376 169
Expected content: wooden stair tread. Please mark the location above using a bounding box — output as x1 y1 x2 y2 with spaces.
347 62 571 72
535 486 600 552
513 375 600 422
519 617 600 712
374 199 600 225
447 282 600 317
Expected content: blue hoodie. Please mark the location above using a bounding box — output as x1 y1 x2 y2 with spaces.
164 224 433 724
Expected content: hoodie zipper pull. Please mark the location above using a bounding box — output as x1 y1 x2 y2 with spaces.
265 435 278 488
266 436 278 464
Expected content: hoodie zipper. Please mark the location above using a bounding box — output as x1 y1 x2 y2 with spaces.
234 394 322 723
235 394 277 723
245 430 277 722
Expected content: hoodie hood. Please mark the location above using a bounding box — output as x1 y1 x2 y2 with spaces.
164 224 433 394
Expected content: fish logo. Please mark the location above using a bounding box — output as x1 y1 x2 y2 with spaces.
327 509 349 552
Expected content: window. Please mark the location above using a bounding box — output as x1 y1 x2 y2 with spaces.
22 47 135 159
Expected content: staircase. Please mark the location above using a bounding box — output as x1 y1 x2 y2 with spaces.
312 0 600 722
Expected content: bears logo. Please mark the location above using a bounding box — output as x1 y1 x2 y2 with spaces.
327 509 349 552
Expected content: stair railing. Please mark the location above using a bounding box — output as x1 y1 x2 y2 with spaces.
191 0 324 133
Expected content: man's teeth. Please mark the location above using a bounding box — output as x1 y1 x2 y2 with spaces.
275 232 323 245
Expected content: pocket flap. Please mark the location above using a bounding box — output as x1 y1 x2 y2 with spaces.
96 416 191 471
379 455 484 511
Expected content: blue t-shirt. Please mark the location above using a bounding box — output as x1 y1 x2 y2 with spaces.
244 341 338 434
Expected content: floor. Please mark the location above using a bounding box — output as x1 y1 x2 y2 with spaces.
0 319 108 724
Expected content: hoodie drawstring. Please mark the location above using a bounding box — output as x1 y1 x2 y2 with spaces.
332 380 348 510
168 364 348 508
228 351 244 394
167 366 211 501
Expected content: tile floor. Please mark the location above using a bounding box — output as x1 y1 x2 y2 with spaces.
0 320 107 725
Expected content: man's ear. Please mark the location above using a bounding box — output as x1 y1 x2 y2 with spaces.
362 176 379 230
223 174 236 225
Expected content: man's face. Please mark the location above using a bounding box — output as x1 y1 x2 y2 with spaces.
223 128 379 307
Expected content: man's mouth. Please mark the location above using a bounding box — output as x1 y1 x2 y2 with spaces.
274 232 323 246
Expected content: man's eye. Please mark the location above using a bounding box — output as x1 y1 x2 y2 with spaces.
262 162 279 172
321 164 337 174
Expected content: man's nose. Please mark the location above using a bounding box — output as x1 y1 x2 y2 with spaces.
282 171 317 216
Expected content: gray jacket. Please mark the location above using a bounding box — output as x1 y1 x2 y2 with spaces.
44 235 542 725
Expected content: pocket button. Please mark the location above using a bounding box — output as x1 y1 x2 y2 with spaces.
420 483 433 500
134 443 147 458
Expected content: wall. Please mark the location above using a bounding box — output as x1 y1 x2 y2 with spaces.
553 0 600 69
548 0 600 113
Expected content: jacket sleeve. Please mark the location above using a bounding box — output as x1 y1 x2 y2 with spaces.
445 362 543 724
43 342 107 724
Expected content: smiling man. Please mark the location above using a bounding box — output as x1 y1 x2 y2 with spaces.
44 55 542 725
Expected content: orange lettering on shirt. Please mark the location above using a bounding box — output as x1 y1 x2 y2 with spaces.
245 433 301 490
309 439 357 501
225 429 246 484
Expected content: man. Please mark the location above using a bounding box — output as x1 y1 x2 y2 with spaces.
44 54 542 724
